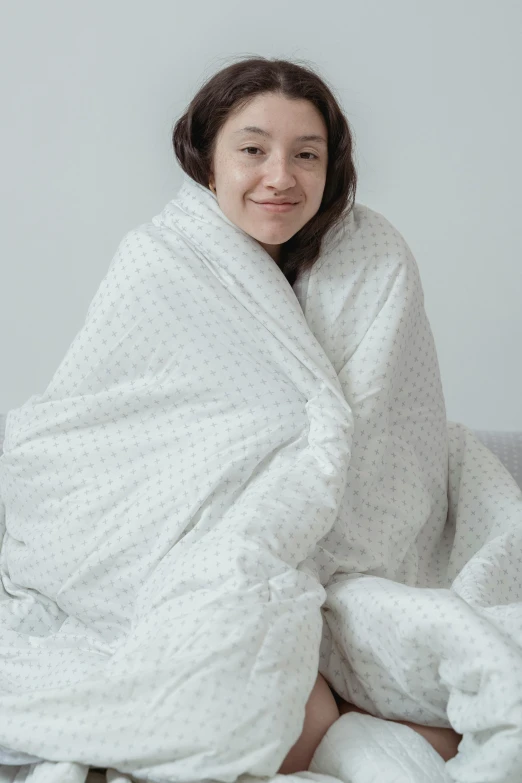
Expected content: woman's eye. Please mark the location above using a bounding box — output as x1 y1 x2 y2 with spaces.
241 147 318 160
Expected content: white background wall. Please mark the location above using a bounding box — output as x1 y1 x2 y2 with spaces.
1 0 520 430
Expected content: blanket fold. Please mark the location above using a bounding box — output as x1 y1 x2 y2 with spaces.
1 174 521 783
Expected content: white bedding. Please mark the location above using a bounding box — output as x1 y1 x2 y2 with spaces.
0 174 521 783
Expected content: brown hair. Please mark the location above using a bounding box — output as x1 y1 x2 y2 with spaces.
172 56 357 287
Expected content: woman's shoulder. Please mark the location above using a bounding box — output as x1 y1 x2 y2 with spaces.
338 202 419 271
342 201 408 242
317 202 423 295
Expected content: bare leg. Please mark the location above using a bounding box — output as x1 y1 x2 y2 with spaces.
277 673 340 774
334 692 462 762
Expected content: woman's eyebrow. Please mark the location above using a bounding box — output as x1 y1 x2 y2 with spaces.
233 125 327 145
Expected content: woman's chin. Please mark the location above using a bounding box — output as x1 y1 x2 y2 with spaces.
247 227 296 245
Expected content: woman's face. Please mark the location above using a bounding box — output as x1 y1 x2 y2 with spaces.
208 92 329 265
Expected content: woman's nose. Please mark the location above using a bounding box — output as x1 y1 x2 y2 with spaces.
262 158 296 188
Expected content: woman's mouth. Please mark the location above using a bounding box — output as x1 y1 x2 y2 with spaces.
253 202 299 213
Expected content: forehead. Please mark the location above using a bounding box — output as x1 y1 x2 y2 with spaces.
224 94 328 142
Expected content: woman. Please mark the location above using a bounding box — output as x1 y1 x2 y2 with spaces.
1 56 476 780
171 56 461 773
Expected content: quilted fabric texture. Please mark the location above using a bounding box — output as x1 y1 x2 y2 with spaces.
1 415 520 489
0 174 521 783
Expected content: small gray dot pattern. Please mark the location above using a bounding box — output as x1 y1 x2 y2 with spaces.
0 175 521 783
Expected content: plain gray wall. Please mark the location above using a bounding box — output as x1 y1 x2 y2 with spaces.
1 0 521 430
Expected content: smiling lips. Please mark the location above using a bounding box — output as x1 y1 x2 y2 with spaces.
253 201 299 213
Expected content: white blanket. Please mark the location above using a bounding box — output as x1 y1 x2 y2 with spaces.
1 174 521 783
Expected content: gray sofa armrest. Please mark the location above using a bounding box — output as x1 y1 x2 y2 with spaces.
471 428 522 491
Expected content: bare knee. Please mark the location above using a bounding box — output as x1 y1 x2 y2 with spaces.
277 673 340 775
